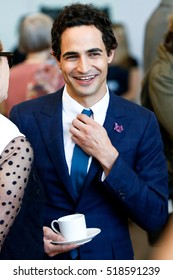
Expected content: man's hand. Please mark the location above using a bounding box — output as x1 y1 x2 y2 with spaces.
43 226 78 257
70 114 118 176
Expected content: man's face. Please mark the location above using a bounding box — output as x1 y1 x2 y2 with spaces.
58 25 114 106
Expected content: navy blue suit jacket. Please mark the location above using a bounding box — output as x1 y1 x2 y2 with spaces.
9 88 168 260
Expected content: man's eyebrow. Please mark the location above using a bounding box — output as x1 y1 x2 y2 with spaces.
62 48 103 58
87 48 103 53
62 52 78 58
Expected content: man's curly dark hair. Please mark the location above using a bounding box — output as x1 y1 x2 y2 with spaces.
51 3 118 61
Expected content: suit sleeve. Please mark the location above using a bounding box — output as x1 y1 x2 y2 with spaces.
103 111 168 232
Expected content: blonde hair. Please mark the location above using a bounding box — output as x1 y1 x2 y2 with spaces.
19 12 53 53
168 14 173 32
164 14 173 53
111 23 130 67
0 40 2 52
0 40 3 64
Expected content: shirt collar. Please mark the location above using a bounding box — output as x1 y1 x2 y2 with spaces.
62 85 109 125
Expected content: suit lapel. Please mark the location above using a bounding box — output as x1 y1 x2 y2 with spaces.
33 90 76 201
79 92 129 199
104 92 127 147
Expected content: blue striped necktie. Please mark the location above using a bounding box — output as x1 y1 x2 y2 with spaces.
70 108 93 197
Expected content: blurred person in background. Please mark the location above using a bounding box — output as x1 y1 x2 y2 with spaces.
3 12 64 117
149 214 173 259
141 12 173 245
107 23 142 104
143 0 173 73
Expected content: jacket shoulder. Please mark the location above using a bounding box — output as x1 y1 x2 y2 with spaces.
11 88 63 112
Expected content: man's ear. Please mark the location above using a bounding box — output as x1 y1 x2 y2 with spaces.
108 50 115 64
57 60 61 69
50 50 61 66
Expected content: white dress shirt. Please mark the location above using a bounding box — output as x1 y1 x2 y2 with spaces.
62 85 110 174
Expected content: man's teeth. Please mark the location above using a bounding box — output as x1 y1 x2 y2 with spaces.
77 76 95 80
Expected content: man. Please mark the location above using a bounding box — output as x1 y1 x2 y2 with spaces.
10 3 168 260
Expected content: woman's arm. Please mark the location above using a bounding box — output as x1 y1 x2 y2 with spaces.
0 136 33 250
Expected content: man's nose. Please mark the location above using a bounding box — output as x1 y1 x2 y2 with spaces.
77 56 90 73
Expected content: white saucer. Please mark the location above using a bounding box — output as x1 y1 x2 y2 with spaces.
51 228 101 246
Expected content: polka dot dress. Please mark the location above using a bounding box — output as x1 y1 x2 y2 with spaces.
0 136 33 251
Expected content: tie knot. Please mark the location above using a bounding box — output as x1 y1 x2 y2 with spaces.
82 108 93 117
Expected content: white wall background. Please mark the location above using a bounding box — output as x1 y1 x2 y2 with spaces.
0 0 160 67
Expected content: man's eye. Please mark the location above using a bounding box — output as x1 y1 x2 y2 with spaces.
66 55 78 60
89 52 101 57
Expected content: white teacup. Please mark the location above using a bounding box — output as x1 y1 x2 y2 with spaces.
51 213 87 242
